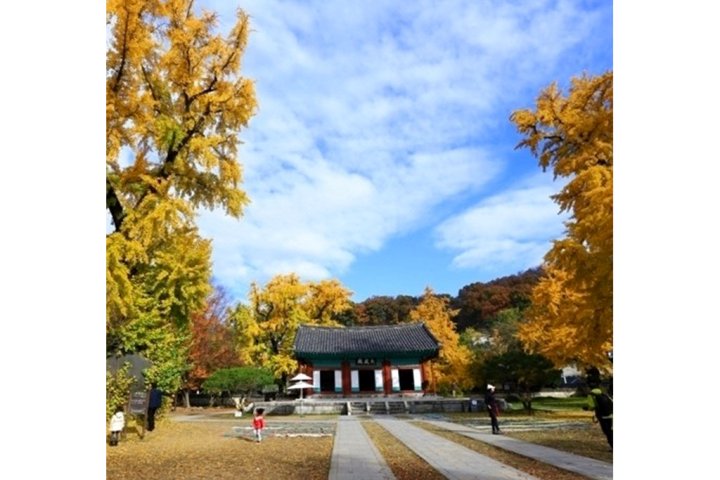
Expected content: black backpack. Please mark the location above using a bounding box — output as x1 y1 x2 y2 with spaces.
593 392 613 417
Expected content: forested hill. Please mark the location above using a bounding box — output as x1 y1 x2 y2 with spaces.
345 267 543 330
452 267 543 330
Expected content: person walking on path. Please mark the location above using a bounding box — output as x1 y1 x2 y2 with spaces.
586 387 613 449
147 382 169 432
109 405 125 446
485 384 501 434
252 407 266 442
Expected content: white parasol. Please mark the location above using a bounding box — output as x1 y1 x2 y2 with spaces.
289 373 312 382
287 380 313 393
287 380 314 414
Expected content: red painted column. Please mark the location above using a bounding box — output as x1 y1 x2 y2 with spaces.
382 360 391 396
305 365 313 397
421 361 431 394
342 361 351 396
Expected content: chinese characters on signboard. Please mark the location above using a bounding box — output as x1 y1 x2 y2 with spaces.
355 358 376 366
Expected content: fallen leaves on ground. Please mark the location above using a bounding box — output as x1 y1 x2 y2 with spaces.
107 409 612 480
506 426 613 463
106 415 333 480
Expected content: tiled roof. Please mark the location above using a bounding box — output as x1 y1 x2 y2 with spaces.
293 323 440 356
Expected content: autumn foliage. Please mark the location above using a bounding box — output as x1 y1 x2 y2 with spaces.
106 0 256 229
106 0 257 404
352 295 419 325
410 288 472 392
511 72 613 371
186 287 239 390
236 274 354 381
453 268 542 330
106 0 257 333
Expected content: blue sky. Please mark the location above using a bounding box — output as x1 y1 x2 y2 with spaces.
191 0 613 303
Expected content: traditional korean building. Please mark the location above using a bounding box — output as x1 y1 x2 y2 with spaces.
293 323 440 397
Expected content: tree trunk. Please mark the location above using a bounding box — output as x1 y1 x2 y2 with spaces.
106 177 125 231
183 390 191 408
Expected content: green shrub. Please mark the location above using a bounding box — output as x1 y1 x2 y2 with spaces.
106 363 135 422
203 367 275 396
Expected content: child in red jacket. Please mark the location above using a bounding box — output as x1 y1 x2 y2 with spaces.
252 408 266 442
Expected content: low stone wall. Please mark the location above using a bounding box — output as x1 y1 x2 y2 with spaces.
254 401 344 416
254 397 491 416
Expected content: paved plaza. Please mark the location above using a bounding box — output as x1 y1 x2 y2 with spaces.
329 416 612 480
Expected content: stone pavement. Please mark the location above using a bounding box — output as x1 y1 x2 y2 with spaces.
374 417 539 480
423 419 613 480
329 415 613 480
328 416 396 480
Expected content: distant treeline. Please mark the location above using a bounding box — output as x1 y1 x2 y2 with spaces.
339 267 544 331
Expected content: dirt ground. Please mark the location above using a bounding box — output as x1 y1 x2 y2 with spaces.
106 408 611 480
106 410 334 480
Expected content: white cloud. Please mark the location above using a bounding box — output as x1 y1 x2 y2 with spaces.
434 174 570 271
199 146 499 294
190 0 610 299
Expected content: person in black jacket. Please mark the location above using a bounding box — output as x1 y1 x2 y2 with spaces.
586 387 613 449
147 383 166 432
485 384 501 434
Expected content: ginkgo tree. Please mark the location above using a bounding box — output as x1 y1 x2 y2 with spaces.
510 71 613 371
410 287 472 393
107 0 256 230
235 274 353 383
106 0 257 390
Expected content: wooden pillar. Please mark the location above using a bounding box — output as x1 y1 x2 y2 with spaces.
421 361 432 394
382 360 392 396
305 365 313 397
342 361 351 396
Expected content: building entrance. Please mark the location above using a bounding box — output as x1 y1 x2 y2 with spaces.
320 370 335 392
358 369 375 391
399 369 415 390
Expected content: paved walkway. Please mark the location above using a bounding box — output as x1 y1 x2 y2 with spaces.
328 416 613 480
328 416 396 480
374 417 539 480
173 410 612 479
423 419 613 480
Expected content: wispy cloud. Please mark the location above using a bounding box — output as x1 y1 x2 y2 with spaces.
194 0 611 299
434 174 570 273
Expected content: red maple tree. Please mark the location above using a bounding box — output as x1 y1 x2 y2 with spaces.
186 286 240 391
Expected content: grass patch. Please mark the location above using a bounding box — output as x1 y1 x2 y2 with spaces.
529 396 590 410
445 409 594 421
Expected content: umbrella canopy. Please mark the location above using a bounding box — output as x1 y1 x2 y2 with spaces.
288 379 314 408
287 381 313 389
290 373 312 382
